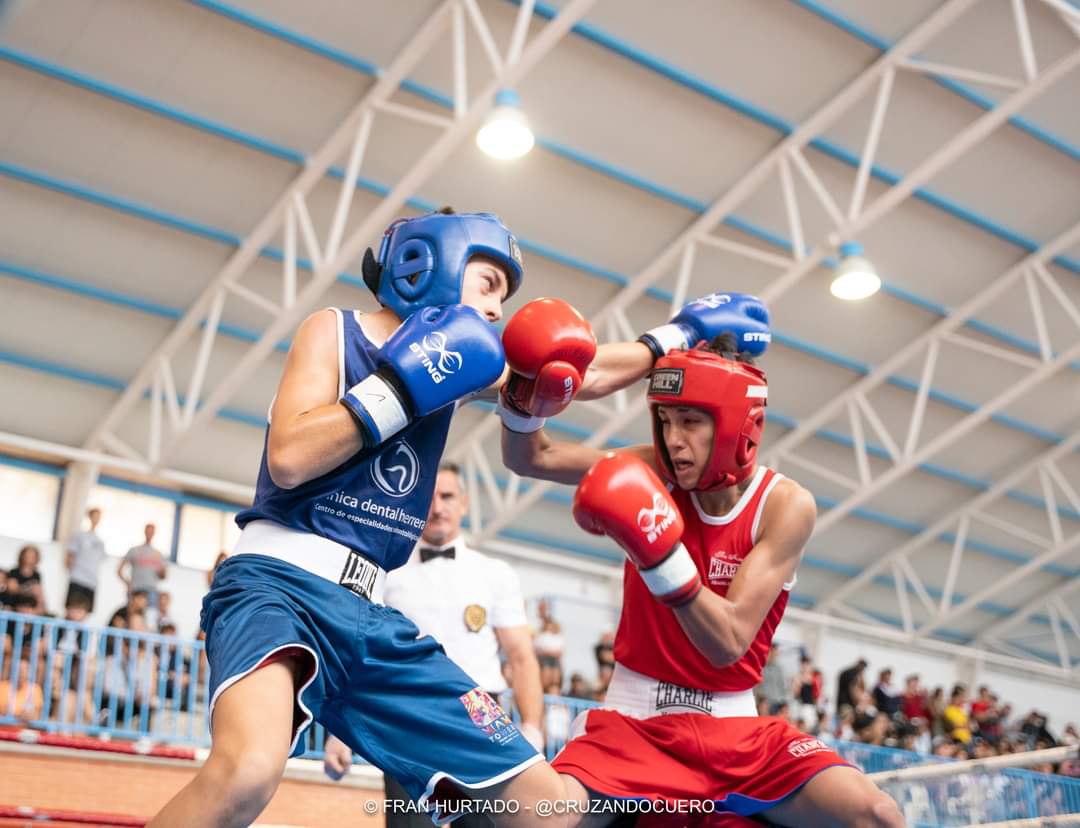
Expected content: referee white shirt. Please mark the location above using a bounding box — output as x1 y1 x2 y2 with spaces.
383 534 527 694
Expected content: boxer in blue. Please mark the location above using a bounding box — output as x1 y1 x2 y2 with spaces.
148 208 770 828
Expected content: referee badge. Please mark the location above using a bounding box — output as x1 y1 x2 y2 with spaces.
464 604 487 632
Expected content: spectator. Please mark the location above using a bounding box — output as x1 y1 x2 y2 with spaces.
901 674 930 722
1061 723 1079 746
911 717 932 755
207 550 228 589
770 700 791 721
835 706 857 741
0 655 43 722
4 544 44 614
791 655 819 728
534 600 564 692
159 620 192 711
756 644 788 710
943 683 972 744
872 668 901 717
567 673 592 700
108 589 150 629
594 631 615 669
64 507 106 612
117 523 166 616
1020 710 1056 749
156 590 175 633
927 685 946 735
2 593 46 668
932 737 960 759
835 657 867 714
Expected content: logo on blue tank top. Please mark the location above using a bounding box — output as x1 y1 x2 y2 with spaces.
372 440 420 498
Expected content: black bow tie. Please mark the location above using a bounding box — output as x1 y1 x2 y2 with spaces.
420 546 456 563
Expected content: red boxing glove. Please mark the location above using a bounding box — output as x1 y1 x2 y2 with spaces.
498 298 597 432
573 453 702 607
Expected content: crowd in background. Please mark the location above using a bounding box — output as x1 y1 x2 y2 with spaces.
2 509 1078 790
751 646 1080 781
0 508 226 729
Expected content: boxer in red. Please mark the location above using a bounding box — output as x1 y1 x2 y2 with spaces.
502 331 903 827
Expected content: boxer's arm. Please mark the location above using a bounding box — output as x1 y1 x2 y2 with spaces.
501 425 654 485
495 625 544 742
576 341 654 400
671 480 814 667
267 309 366 490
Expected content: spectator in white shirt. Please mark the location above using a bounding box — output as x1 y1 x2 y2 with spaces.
117 523 167 625
324 463 544 824
65 507 106 612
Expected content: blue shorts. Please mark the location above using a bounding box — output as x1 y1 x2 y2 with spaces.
202 554 542 808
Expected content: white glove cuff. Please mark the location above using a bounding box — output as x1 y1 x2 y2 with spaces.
639 544 698 599
643 324 690 358
345 374 409 443
496 396 547 434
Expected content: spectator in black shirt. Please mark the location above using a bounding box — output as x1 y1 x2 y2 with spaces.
836 657 867 714
4 545 44 613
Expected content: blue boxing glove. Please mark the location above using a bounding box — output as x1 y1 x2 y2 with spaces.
639 292 771 359
341 305 505 448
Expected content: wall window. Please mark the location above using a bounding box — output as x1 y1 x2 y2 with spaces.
0 464 60 541
177 504 240 570
86 484 176 558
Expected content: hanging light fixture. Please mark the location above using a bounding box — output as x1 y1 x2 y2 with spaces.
830 241 881 301
476 89 535 160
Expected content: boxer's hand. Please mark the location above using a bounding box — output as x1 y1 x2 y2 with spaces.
342 305 505 447
498 299 596 433
573 454 702 607
323 735 353 781
640 292 771 360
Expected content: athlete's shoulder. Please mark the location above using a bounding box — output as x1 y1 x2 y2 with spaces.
759 474 816 540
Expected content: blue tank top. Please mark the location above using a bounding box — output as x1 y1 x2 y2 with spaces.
236 308 454 571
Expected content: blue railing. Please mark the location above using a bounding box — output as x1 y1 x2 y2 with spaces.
3 611 1078 822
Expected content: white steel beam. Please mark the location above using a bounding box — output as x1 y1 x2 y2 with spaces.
82 0 597 467
446 0 992 511
977 575 1080 646
0 430 255 503
817 428 1080 613
767 208 1080 537
783 605 1080 687
919 524 1080 636
460 43 1080 544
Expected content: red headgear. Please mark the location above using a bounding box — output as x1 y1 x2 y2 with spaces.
647 348 768 490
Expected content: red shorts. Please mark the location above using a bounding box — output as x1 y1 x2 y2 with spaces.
552 710 851 822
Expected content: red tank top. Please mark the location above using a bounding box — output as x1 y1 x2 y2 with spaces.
614 466 792 692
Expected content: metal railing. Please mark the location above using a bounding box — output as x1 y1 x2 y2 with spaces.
3 610 1078 823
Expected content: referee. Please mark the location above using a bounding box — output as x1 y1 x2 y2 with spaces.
325 462 545 825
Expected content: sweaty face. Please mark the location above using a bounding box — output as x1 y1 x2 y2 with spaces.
423 470 468 546
656 405 715 490
459 255 510 322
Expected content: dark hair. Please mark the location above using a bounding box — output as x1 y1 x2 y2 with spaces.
436 205 456 215
8 593 37 611
17 545 39 568
697 333 756 365
65 593 92 612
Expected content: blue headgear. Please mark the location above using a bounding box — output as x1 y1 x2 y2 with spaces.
362 212 523 319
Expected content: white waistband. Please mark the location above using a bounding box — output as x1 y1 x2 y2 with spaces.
233 520 386 604
602 663 757 719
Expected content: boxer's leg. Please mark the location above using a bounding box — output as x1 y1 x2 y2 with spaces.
758 765 904 828
148 652 311 828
